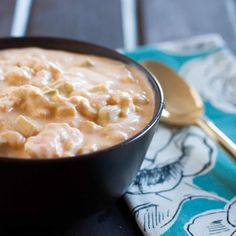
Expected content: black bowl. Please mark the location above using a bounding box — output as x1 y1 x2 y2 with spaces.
0 37 163 227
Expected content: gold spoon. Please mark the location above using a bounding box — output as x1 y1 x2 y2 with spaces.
142 60 236 160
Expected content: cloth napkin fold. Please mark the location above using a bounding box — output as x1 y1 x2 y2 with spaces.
124 34 236 236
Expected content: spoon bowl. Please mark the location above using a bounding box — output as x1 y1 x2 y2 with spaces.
142 60 236 160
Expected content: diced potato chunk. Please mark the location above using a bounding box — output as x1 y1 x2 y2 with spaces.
80 59 95 67
12 85 55 118
70 96 97 119
25 123 83 158
91 83 109 93
89 94 110 110
10 84 73 119
35 69 52 81
80 101 97 119
101 124 128 143
18 57 61 80
119 93 132 108
79 120 102 133
37 108 53 118
108 91 132 108
18 57 47 71
108 91 135 117
0 95 20 112
13 115 39 137
71 89 91 99
80 143 98 154
44 88 58 97
43 88 64 104
4 66 31 85
54 81 74 95
48 62 62 80
56 104 77 117
98 105 121 125
109 130 128 142
135 105 142 113
0 130 25 147
50 92 64 103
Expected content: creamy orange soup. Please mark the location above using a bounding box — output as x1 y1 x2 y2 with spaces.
0 48 154 159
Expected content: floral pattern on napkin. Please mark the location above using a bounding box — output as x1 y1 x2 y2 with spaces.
124 34 236 236
180 50 236 113
126 125 227 235
185 198 236 236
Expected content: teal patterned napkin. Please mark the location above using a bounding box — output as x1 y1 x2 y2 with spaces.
124 34 236 236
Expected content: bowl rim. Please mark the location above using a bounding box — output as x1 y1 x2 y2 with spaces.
0 36 164 163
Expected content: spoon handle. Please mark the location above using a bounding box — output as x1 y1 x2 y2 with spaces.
196 118 236 161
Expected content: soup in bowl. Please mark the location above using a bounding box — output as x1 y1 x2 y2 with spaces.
0 47 155 159
0 37 163 226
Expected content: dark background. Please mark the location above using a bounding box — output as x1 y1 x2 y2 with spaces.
1 0 236 51
0 0 235 235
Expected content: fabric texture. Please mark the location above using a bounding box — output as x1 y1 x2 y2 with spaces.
124 34 236 236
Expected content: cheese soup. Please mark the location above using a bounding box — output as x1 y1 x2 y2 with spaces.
0 48 154 158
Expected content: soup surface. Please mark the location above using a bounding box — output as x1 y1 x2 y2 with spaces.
0 48 154 159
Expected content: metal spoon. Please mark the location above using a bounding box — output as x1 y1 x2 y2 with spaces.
142 60 236 160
